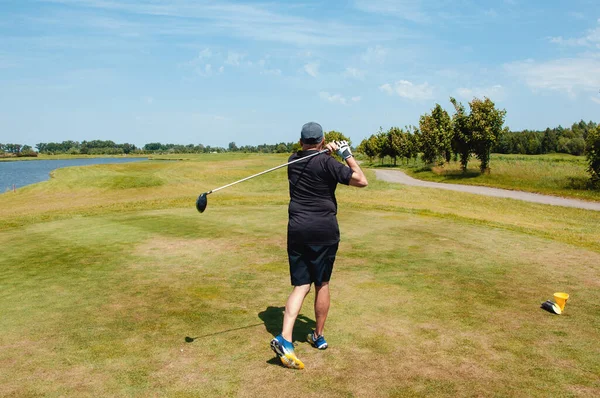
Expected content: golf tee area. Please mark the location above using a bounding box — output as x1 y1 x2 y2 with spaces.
1 154 599 397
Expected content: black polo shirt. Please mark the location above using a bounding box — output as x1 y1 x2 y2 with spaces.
287 151 353 245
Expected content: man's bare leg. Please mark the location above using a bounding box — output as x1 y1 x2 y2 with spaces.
314 282 330 337
281 284 311 342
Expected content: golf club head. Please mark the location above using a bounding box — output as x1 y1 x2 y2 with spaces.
196 193 208 213
184 336 195 343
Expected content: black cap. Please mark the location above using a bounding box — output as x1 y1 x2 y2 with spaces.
300 122 324 144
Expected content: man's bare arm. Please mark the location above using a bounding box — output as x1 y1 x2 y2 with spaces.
325 141 368 188
345 156 368 187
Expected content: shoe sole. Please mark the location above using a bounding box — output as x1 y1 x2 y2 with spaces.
270 339 304 370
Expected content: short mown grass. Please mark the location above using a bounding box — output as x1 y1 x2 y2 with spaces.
373 153 599 202
0 154 599 397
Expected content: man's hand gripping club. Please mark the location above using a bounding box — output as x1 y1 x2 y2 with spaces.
335 140 353 160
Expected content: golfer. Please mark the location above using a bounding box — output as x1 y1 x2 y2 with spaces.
270 122 368 369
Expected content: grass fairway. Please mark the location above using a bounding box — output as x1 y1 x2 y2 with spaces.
1 154 599 397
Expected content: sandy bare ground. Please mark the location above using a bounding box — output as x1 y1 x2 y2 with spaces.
374 169 600 211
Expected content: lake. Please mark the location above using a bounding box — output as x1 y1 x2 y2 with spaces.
0 158 148 192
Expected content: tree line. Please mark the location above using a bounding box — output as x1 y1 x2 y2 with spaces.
3 103 599 185
493 120 596 156
0 143 37 157
355 96 600 185
357 97 507 173
0 140 304 156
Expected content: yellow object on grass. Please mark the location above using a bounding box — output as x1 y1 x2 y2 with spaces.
554 292 570 311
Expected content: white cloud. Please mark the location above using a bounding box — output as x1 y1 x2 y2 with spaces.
40 0 388 47
379 80 434 100
319 91 360 105
193 63 224 77
354 0 430 23
591 96 600 105
549 20 600 48
568 11 586 20
225 51 245 66
361 45 387 64
380 83 393 95
456 84 505 100
504 57 600 96
320 91 347 105
181 48 218 77
198 48 212 59
343 67 366 79
261 68 282 76
253 58 282 76
304 62 319 77
484 9 498 18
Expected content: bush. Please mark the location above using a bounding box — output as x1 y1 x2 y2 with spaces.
585 126 600 186
16 150 38 157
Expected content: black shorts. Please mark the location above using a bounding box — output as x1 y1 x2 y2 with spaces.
287 242 339 286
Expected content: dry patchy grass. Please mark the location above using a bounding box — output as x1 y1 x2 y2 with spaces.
0 154 599 397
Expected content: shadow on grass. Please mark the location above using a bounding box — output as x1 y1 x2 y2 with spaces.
434 170 481 180
259 306 316 368
412 166 434 173
184 323 264 343
258 306 315 343
564 176 598 191
371 163 404 168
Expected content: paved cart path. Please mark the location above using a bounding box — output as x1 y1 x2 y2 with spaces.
374 169 600 211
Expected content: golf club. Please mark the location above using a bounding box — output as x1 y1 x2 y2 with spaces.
196 148 329 213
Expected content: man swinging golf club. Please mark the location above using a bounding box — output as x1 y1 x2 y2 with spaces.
270 122 368 369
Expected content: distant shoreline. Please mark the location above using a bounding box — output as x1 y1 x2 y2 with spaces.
0 157 149 190
0 154 148 162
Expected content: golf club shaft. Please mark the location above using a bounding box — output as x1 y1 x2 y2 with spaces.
206 148 329 195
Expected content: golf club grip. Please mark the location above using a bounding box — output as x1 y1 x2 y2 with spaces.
210 148 329 194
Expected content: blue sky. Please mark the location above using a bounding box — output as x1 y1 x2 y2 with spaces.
1 0 599 148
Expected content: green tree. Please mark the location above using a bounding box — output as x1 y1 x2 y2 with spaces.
144 142 162 151
541 128 558 153
120 143 136 154
524 131 542 154
324 130 351 146
469 97 507 173
450 97 472 171
419 112 440 165
16 145 37 157
386 127 405 166
431 104 453 162
357 135 380 163
4 143 22 154
323 131 351 160
418 104 452 165
586 125 600 186
566 138 585 156
406 126 420 164
375 129 390 164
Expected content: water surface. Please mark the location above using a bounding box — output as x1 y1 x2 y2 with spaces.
0 158 148 192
